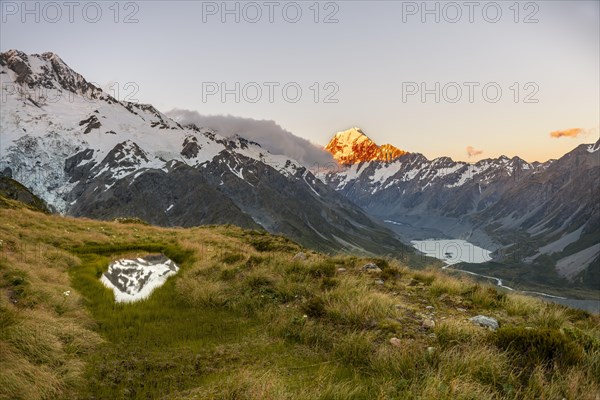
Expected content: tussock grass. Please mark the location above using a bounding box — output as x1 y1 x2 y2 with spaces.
321 276 398 328
435 318 486 349
503 293 541 317
1 198 599 399
465 284 507 308
436 345 515 390
177 277 229 307
420 375 497 400
429 273 469 296
412 270 437 285
531 304 569 329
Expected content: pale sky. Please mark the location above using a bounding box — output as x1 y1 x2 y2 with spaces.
1 0 598 162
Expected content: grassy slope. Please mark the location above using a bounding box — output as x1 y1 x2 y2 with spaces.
1 198 599 400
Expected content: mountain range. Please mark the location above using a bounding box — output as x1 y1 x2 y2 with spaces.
0 49 409 256
1 50 598 295
318 128 600 294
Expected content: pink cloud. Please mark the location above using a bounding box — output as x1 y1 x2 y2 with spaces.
466 146 483 158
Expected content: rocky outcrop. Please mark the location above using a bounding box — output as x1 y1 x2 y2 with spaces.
0 177 51 212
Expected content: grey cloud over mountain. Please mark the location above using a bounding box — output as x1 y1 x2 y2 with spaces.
166 109 334 168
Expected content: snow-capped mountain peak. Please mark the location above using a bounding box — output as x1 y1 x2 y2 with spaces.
324 127 408 165
335 127 369 144
0 49 104 100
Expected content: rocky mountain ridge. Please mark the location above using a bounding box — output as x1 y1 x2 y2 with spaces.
0 50 409 256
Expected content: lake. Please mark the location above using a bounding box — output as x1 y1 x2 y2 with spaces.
410 238 599 314
410 239 493 265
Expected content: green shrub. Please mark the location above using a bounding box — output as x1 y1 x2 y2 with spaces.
320 277 338 290
494 327 584 370
246 275 274 292
1 271 34 307
302 296 326 318
220 252 245 265
380 265 403 281
244 255 264 268
219 268 239 281
248 236 298 253
563 326 600 352
367 258 390 270
309 260 336 278
565 307 591 322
